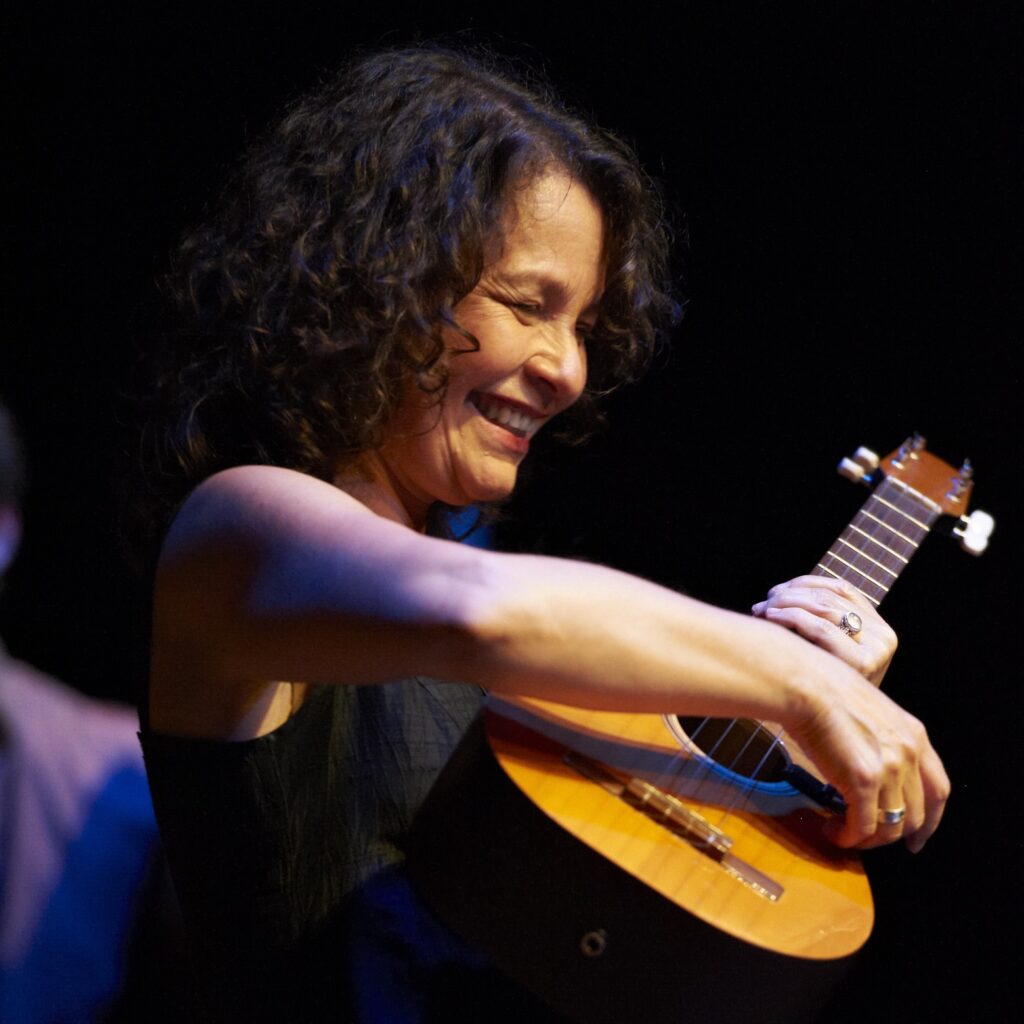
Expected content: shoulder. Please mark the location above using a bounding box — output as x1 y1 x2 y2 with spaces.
154 464 446 642
160 465 375 566
149 466 372 737
168 464 360 535
153 465 366 642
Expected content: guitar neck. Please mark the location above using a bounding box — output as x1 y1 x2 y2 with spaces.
812 475 942 608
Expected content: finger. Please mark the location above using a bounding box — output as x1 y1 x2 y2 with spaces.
900 761 927 838
906 748 950 854
856 787 912 850
850 740 908 850
759 603 859 645
754 588 857 627
825 786 880 848
765 576 877 615
855 720 941 851
760 578 873 618
821 750 883 849
755 591 861 632
754 605 883 676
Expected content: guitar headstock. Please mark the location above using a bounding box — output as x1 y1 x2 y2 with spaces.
838 433 995 554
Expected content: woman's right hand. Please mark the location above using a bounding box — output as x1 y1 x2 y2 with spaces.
783 664 950 854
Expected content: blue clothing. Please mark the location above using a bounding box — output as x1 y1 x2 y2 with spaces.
0 651 158 1023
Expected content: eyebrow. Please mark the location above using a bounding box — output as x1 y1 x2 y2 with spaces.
495 270 605 315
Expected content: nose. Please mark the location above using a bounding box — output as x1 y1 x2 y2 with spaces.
525 325 587 410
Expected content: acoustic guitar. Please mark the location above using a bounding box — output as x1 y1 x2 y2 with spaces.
407 436 991 1024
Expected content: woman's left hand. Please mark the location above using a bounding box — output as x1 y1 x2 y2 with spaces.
752 575 897 687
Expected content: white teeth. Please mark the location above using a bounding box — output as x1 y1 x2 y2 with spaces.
474 396 541 437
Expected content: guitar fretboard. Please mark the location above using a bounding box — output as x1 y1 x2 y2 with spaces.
813 475 942 606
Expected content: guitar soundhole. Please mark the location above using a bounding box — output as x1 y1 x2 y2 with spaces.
672 716 790 781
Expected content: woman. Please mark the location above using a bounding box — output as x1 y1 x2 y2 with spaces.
136 45 947 1022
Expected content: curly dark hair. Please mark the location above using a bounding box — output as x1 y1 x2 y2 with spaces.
132 43 680 557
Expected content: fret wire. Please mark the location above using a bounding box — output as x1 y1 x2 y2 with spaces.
813 564 880 605
887 476 943 515
875 478 943 537
872 494 932 532
845 523 909 563
817 550 891 592
891 501 942 538
858 509 921 549
847 512 918 569
834 536 900 578
810 468 941 616
888 490 942 531
854 513 922 563
861 483 940 571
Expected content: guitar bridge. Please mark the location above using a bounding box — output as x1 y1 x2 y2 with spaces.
564 751 784 901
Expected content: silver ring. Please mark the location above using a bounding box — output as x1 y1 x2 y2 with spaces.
839 611 863 636
878 807 906 826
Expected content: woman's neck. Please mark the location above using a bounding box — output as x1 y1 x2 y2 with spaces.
332 452 431 531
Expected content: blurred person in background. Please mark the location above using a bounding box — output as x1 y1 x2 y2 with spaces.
0 399 190 1023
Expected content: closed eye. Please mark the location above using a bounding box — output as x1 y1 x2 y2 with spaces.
510 302 542 316
503 301 545 327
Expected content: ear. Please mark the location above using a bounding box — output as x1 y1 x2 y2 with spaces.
0 507 22 576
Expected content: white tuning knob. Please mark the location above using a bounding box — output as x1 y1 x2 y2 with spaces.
964 510 995 538
960 531 989 556
838 457 866 483
955 509 995 556
853 447 880 471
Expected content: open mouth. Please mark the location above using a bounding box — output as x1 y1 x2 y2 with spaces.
469 392 544 439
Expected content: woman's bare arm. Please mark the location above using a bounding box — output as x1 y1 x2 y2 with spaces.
150 464 948 851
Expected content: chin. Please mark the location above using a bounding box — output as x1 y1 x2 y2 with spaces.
455 471 519 505
461 483 516 505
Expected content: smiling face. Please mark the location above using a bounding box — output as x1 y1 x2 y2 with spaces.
361 170 606 526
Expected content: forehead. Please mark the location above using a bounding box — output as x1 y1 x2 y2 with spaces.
488 171 607 294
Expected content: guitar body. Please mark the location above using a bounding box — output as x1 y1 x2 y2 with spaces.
407 713 856 1024
484 697 872 957
407 439 984 1023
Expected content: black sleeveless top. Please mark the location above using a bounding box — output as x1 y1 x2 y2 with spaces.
141 678 496 1022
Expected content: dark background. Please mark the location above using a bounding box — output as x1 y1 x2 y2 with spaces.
4 3 1019 1020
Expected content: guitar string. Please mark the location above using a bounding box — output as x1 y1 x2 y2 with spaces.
649 476 939 841
679 715 772 813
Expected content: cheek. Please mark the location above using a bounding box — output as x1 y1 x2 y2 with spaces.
446 312 521 382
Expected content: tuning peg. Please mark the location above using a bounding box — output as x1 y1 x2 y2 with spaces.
947 458 975 501
852 447 880 471
963 509 995 538
895 433 927 466
838 457 867 483
960 532 989 555
838 445 881 484
954 509 995 556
